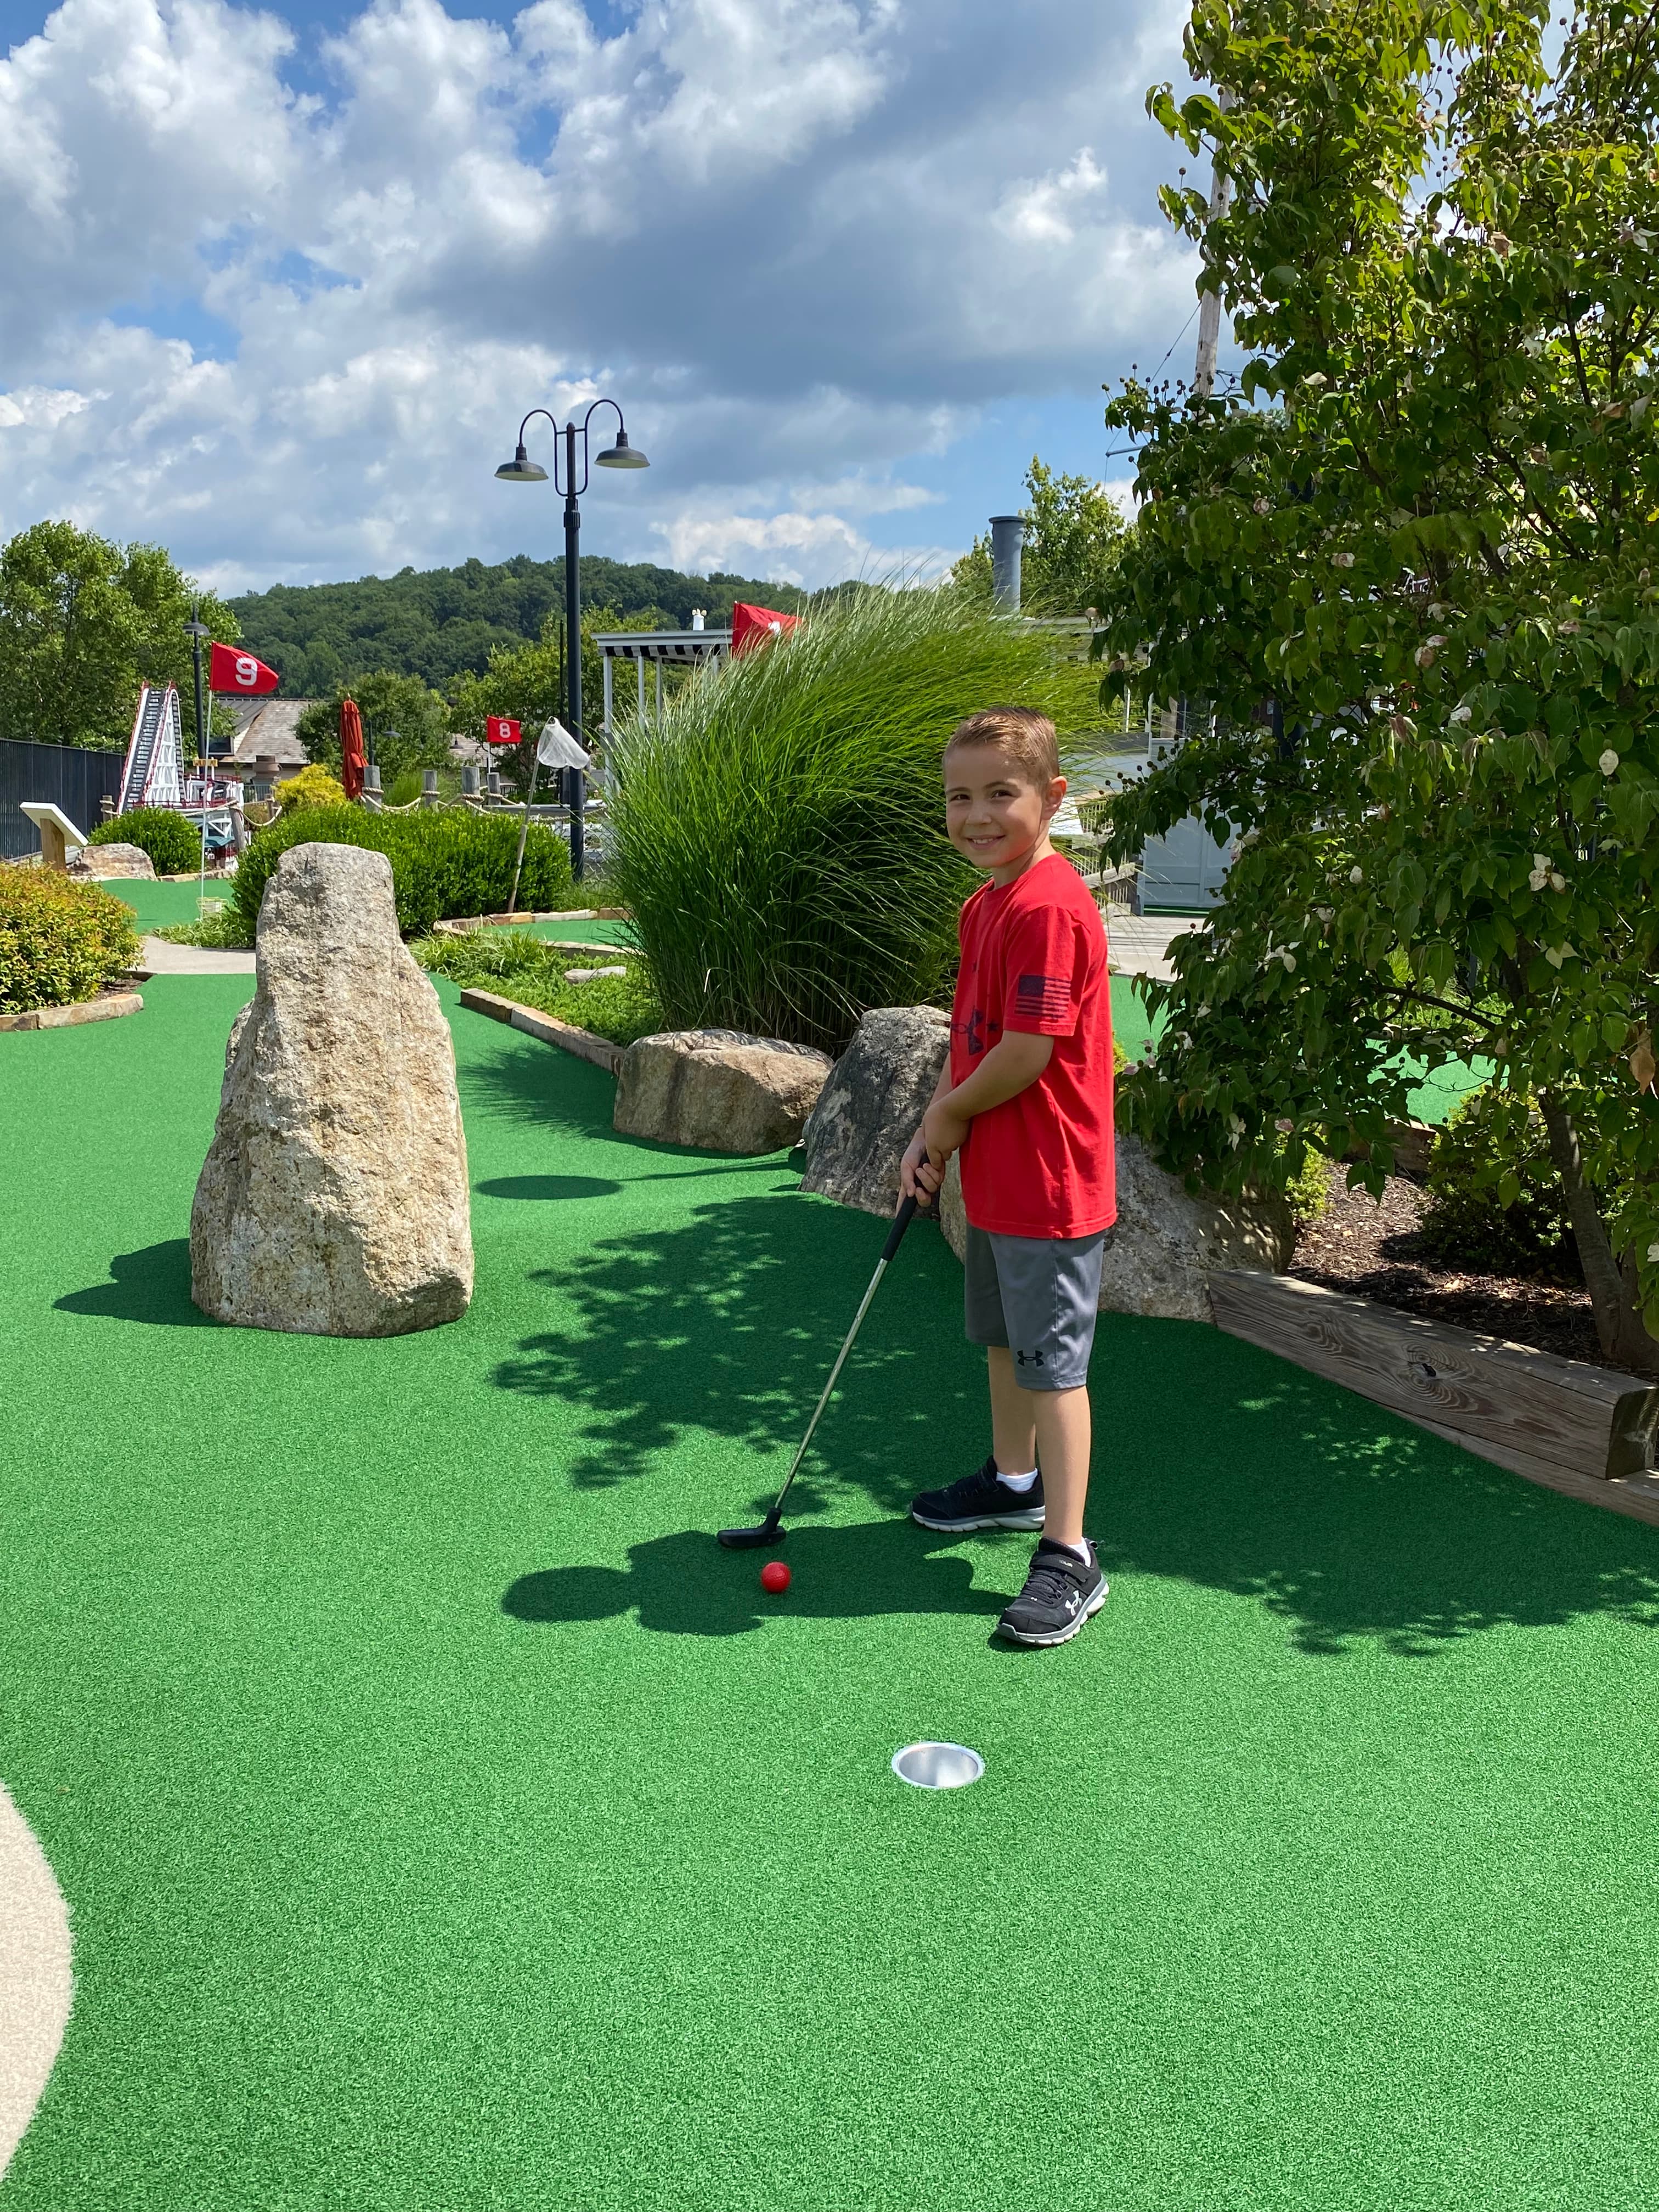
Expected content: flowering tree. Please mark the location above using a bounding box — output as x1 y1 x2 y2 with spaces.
1097 0 1659 1371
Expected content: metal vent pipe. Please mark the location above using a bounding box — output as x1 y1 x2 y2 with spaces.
989 515 1025 611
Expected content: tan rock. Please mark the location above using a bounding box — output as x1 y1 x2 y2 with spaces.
72 841 155 879
190 842 473 1336
614 1029 832 1154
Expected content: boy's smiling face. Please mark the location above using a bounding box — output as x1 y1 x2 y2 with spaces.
943 739 1066 885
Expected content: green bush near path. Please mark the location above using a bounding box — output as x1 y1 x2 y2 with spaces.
233 805 574 939
0 867 140 1012
608 586 1097 1055
87 806 201 874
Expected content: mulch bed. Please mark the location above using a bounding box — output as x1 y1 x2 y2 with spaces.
1291 1161 1603 1364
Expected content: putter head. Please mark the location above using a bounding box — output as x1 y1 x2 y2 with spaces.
716 1515 786 1550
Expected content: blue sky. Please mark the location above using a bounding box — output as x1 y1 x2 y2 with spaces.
0 0 1203 594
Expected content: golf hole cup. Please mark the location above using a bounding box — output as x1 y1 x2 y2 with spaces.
890 1742 984 1791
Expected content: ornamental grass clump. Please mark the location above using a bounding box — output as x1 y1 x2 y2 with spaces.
606 586 1096 1054
0 870 139 1013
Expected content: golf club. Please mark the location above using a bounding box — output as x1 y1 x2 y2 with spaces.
718 1191 932 1549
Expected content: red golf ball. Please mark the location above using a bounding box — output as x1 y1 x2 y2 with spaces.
760 1560 791 1594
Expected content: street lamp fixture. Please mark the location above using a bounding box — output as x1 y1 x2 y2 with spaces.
494 397 650 878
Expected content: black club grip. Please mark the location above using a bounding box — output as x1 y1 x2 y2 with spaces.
882 1187 934 1263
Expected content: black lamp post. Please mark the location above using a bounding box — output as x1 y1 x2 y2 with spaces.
495 398 648 878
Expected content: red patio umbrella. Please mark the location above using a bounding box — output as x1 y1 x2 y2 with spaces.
730 602 803 655
339 697 366 800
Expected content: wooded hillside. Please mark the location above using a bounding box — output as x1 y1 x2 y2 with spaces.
227 555 815 696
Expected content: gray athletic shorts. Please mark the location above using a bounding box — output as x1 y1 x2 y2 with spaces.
963 1224 1110 1392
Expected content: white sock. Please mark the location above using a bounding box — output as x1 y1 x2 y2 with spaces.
1056 1537 1092 1564
996 1467 1039 1493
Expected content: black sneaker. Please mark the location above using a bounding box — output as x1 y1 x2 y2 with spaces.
997 1538 1108 1647
910 1455 1046 1532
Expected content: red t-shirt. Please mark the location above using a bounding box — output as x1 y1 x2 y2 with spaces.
949 853 1114 1238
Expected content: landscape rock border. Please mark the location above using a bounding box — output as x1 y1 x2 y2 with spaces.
0 991 143 1034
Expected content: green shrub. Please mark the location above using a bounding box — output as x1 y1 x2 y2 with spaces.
607 586 1097 1053
87 806 200 874
233 806 574 939
275 765 347 811
413 929 662 1047
0 869 140 1012
1417 1091 1579 1280
1285 1146 1331 1228
153 910 256 951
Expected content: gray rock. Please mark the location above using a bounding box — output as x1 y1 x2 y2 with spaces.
799 1006 951 1215
190 842 473 1336
614 1029 832 1154
73 842 155 879
1098 1133 1291 1321
936 1130 1290 1323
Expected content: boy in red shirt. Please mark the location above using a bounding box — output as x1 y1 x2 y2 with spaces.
900 707 1114 1647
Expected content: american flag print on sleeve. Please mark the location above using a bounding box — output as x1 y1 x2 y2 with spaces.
1015 971 1074 1024
1001 899 1088 1036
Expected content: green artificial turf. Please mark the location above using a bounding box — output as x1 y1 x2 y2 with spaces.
5 985 1659 2209
100 877 229 933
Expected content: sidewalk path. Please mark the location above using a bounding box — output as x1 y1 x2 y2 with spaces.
1107 912 1203 982
138 936 256 977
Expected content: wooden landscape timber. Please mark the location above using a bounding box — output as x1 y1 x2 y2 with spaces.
1209 1268 1659 1527
458 986 622 1075
434 908 629 935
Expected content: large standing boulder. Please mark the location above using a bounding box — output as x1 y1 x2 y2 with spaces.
190 842 473 1336
72 842 155 880
799 1007 951 1215
936 1131 1290 1323
614 1030 832 1154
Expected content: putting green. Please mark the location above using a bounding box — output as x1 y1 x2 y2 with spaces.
101 878 227 933
4 983 1659 2210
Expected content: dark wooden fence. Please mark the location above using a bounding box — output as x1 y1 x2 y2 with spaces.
0 740 124 861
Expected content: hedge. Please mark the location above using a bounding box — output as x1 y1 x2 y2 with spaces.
0 870 141 1014
233 806 574 939
87 807 201 874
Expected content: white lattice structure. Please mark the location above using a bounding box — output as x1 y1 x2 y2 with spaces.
117 685 185 813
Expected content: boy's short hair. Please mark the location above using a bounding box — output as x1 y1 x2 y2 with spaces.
944 707 1060 788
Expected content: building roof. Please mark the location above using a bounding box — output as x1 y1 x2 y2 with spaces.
230 699 312 768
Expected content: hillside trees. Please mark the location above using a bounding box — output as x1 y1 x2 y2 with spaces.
295 673 450 788
227 556 810 696
1096 0 1659 1372
0 521 239 750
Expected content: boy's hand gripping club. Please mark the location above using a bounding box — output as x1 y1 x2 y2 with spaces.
716 1191 933 1550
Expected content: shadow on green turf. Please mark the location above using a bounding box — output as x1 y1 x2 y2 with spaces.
494 1190 973 1513
494 1191 1659 1657
502 1519 1011 1636
479 1175 624 1201
55 1238 216 1327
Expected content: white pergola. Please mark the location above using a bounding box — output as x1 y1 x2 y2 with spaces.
597 628 731 735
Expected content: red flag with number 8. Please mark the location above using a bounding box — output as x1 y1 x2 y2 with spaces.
207 642 280 694
484 715 522 747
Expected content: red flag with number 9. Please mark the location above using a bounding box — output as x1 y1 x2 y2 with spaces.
208 642 280 695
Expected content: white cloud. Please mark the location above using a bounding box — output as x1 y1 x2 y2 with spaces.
0 0 1198 592
995 148 1109 246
